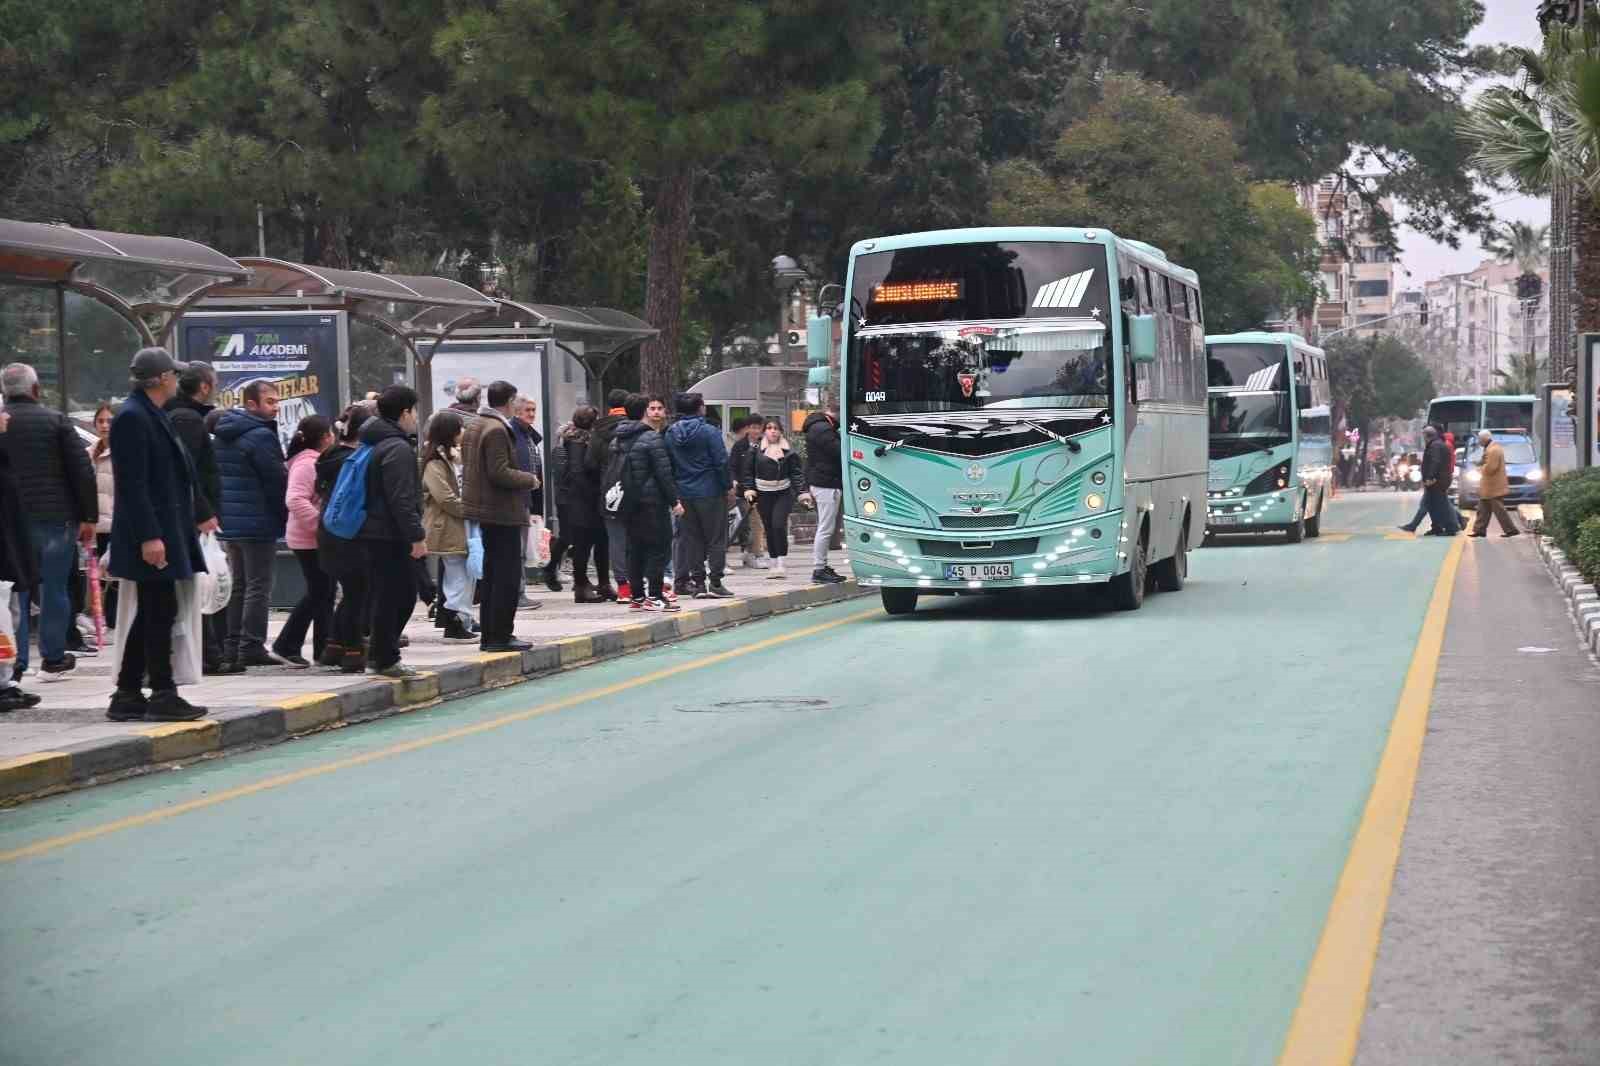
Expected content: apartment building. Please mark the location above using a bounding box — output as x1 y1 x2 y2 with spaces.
1420 258 1549 394
1296 178 1399 340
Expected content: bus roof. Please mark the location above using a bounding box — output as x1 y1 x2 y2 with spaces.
1430 394 1535 404
849 227 1200 287
1205 331 1325 358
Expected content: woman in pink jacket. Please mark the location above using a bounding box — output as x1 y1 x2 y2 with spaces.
271 414 334 666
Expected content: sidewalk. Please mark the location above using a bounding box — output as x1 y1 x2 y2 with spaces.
0 559 861 802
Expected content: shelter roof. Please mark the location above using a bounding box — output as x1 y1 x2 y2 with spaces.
483 300 657 357
0 218 249 316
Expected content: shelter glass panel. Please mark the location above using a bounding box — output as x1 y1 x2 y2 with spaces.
0 282 61 408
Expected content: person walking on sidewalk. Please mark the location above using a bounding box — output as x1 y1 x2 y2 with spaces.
619 396 683 611
557 406 613 602
742 419 810 581
273 414 335 666
1418 426 1459 537
318 404 374 672
357 386 427 677
1467 429 1522 539
214 381 291 668
164 362 229 673
421 411 478 641
106 348 215 723
728 415 768 569
803 406 846 584
461 380 542 652
590 391 641 603
666 392 735 599
0 362 96 683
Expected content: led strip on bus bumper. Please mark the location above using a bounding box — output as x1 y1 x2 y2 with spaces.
1205 488 1301 527
843 513 1123 589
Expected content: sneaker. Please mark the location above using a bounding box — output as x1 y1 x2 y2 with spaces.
375 663 418 679
65 638 98 656
518 599 544 612
767 559 786 580
657 597 681 613
106 689 150 722
615 581 632 601
573 586 606 604
815 567 846 584
661 582 678 604
595 584 619 602
480 639 532 652
441 620 477 643
692 585 713 599
704 581 735 599
38 655 76 682
1397 524 1416 533
270 647 311 668
753 555 772 570
315 644 345 669
0 687 41 713
144 690 207 722
542 564 563 592
630 597 657 612
204 659 246 676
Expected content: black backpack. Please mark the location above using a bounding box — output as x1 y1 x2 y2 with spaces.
601 436 635 515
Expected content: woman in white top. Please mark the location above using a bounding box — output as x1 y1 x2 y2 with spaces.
740 419 812 579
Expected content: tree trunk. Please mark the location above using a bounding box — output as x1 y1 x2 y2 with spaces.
707 328 726 375
639 166 696 396
1575 195 1600 344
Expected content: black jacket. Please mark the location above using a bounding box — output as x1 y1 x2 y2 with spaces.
558 428 601 529
107 389 206 583
802 411 842 490
616 420 678 514
0 395 96 525
728 437 756 491
587 412 626 480
356 416 424 543
742 444 807 496
1421 438 1453 492
0 447 37 592
165 394 220 524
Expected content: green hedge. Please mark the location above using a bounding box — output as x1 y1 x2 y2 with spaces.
1575 515 1600 584
1545 468 1600 579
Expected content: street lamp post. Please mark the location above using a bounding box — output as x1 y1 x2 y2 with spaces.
770 254 808 368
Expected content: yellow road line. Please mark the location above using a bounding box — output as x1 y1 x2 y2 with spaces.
1314 534 1353 544
0 607 881 865
1277 534 1465 1066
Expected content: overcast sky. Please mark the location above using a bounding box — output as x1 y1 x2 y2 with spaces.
1395 0 1547 288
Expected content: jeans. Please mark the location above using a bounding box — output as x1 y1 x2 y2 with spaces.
223 540 277 660
116 579 178 693
479 523 524 646
16 521 77 669
440 555 476 624
677 496 728 584
275 548 334 659
604 517 630 588
627 507 672 601
811 488 841 568
367 540 416 669
1423 488 1459 535
756 490 794 559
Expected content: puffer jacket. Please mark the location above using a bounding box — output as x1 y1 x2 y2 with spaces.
617 420 678 514
0 394 96 525
356 416 424 544
284 448 321 550
558 427 601 530
213 408 287 541
742 442 807 497
665 415 731 499
90 445 114 534
421 452 468 556
802 411 842 490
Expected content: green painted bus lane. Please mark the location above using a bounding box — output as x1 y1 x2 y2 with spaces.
1 495 1449 1066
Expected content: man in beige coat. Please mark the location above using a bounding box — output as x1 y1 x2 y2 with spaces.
1468 429 1521 538
459 380 541 651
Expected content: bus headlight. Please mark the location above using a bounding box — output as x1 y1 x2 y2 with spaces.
1084 492 1105 511
862 499 879 516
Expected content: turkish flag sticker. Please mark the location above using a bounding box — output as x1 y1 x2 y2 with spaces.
957 372 977 398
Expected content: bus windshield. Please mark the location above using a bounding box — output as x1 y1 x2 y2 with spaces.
849 322 1110 415
1207 343 1287 389
1209 391 1290 457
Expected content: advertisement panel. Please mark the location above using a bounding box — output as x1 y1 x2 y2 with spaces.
1591 338 1600 467
178 311 347 453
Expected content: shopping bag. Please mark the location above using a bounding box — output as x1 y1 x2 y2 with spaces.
527 516 550 566
465 521 484 581
85 547 106 650
110 579 203 688
0 580 15 674
198 532 231 615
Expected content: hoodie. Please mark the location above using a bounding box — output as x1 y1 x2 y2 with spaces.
802 411 842 490
665 415 731 499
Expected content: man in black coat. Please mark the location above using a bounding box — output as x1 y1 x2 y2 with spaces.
587 388 634 598
357 385 428 678
617 395 683 610
106 349 218 722
0 362 97 682
1419 425 1459 537
0 409 40 711
163 362 231 673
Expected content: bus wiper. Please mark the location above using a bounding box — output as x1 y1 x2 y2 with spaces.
873 432 933 457
1022 420 1083 453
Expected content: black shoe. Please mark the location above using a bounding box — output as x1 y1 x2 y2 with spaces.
374 663 418 679
441 620 477 643
106 689 150 722
0 687 41 712
704 581 735 599
316 644 345 668
38 654 76 682
1397 525 1416 533
1501 529 1522 538
481 639 532 653
145 690 207 721
398 635 410 648
1466 532 1486 538
595 584 619 602
819 567 847 584
205 659 246 676
65 638 98 656
542 564 563 592
573 586 606 604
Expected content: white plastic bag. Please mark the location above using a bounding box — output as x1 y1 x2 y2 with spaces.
198 532 231 615
110 578 203 687
527 515 550 566
465 521 484 581
0 580 15 677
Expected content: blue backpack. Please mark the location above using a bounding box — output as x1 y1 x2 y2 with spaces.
321 444 375 539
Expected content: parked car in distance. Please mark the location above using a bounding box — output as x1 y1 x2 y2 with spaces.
1458 430 1543 509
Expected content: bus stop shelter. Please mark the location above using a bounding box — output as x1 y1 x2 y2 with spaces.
0 218 249 411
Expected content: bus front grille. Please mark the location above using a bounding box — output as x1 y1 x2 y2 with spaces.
917 538 1040 560
938 513 1021 530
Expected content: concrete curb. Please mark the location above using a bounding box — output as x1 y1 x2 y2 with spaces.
0 580 872 804
1535 537 1600 656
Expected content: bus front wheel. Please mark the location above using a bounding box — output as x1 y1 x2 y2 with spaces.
1285 512 1305 544
881 588 919 615
1109 531 1148 611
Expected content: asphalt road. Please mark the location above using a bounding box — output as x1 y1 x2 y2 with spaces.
0 494 1514 1065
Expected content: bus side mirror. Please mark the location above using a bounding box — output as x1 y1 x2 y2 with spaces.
806 316 833 367
1129 314 1157 364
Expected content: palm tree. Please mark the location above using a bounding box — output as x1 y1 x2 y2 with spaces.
1492 349 1543 394
1482 220 1550 275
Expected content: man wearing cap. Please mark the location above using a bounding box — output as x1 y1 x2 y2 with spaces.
0 362 97 684
105 348 218 722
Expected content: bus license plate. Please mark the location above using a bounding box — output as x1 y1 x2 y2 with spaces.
1209 516 1240 527
944 563 1013 580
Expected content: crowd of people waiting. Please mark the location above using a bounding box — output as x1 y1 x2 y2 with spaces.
0 352 846 719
